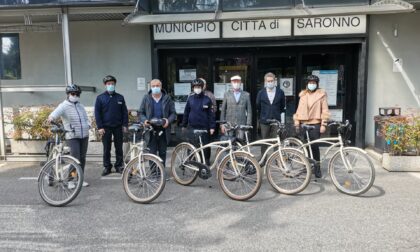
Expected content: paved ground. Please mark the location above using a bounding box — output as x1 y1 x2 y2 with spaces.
0 150 420 251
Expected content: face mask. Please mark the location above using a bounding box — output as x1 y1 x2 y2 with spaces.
265 82 275 89
68 95 79 103
307 83 317 91
151 87 161 95
193 88 202 95
106 85 115 92
232 83 240 90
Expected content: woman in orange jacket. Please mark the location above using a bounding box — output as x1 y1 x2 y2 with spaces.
293 75 330 178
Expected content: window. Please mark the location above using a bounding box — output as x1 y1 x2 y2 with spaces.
1 34 21 80
302 0 370 7
152 0 218 13
222 0 292 10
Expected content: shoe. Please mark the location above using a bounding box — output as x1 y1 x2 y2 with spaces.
315 173 322 178
102 168 111 176
245 164 257 175
115 167 124 174
82 181 89 187
68 181 76 190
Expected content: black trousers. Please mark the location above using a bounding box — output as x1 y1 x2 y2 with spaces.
188 128 210 165
304 124 321 176
148 130 168 167
67 137 89 172
260 123 278 155
102 126 124 170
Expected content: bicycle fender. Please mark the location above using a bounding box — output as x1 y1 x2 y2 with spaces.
142 153 164 163
341 146 368 154
61 155 81 164
232 150 255 158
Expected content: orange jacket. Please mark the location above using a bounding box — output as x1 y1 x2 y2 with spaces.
293 89 330 126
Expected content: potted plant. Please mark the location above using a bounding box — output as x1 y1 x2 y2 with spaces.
380 113 420 171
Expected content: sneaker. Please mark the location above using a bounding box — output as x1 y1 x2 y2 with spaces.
68 181 76 190
102 168 111 176
82 181 89 187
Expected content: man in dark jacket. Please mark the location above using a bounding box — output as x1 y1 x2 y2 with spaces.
95 75 128 176
256 72 286 155
139 79 176 167
182 79 215 165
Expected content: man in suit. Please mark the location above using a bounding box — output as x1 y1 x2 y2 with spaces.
256 72 286 155
220 75 252 137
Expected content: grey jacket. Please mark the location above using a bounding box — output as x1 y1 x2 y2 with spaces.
49 100 90 139
139 91 177 144
220 90 252 125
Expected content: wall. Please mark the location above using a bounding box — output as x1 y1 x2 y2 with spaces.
366 12 420 146
1 20 152 109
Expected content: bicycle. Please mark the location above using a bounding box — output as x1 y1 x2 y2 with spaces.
230 120 312 195
122 123 166 203
171 122 262 201
285 120 375 196
38 121 84 207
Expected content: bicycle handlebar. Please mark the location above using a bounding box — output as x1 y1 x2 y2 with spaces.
266 119 286 128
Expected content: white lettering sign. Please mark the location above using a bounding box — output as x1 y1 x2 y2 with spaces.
294 15 366 36
154 22 220 40
223 19 291 38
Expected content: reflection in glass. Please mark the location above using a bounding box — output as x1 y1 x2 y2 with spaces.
153 0 217 13
223 0 291 10
1 35 21 80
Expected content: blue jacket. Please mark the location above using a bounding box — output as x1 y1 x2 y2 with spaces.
256 87 286 124
94 91 128 129
139 90 177 144
182 93 215 129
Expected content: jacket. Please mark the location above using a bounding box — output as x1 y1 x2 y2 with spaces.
182 92 215 130
220 90 252 125
139 90 177 144
256 87 286 124
49 100 90 140
293 89 330 126
94 91 128 129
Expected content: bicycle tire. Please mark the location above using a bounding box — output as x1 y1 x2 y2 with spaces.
266 148 312 195
38 156 83 207
284 137 307 156
123 155 166 203
171 143 200 185
217 152 261 201
328 147 375 196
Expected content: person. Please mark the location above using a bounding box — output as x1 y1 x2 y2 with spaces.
182 78 215 165
256 72 286 155
48 84 90 187
293 74 330 178
94 75 128 176
139 79 176 167
220 75 252 138
199 78 217 114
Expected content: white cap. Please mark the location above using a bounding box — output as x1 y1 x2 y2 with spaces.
230 75 241 81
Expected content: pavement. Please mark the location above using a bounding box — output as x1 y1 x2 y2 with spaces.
1 149 420 251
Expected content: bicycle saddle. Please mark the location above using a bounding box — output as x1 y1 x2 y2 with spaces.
129 124 142 132
301 124 316 131
239 125 253 130
193 129 208 135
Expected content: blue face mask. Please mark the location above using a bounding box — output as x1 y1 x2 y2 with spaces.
106 85 115 92
307 83 317 91
151 87 161 95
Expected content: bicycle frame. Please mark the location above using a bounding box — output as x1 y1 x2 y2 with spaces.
50 132 80 181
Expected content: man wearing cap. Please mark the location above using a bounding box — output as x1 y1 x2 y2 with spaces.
182 79 215 165
220 75 252 135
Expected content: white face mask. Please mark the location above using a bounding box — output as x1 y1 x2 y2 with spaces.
265 82 275 89
193 88 202 95
68 95 79 103
232 83 241 90
307 83 317 91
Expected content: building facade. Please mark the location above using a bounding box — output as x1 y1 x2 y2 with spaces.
0 0 419 158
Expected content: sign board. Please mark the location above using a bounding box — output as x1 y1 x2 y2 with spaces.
223 19 291 38
312 70 338 106
179 69 196 82
154 22 220 40
329 109 343 122
136 77 146 91
174 83 191 96
279 78 294 96
294 15 366 36
175 102 187 114
214 83 228 100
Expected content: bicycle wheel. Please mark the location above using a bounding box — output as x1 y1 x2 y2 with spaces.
38 156 83 207
217 152 261 201
266 148 312 195
124 146 139 166
283 137 307 156
329 148 375 196
123 155 166 203
215 144 241 181
171 143 200 185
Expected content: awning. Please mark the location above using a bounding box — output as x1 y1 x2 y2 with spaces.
127 0 414 25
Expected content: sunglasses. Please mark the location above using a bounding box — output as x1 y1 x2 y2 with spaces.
69 92 79 96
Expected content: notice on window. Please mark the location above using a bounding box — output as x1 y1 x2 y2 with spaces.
279 78 294 96
179 69 196 82
329 109 343 122
175 102 187 114
214 83 228 100
174 83 191 96
312 70 338 106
